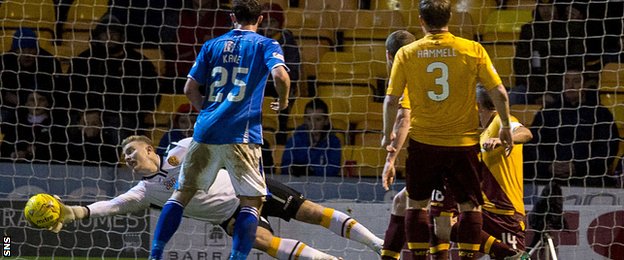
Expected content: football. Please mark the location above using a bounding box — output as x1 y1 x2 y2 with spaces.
24 194 61 228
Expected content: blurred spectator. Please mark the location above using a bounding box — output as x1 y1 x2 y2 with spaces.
53 0 73 43
0 28 63 123
523 66 620 187
67 14 159 137
281 99 341 177
156 103 198 156
510 0 585 104
583 1 624 61
586 33 624 72
259 3 301 144
109 0 183 47
259 3 301 97
0 92 65 162
164 0 232 78
561 1 587 58
65 110 120 166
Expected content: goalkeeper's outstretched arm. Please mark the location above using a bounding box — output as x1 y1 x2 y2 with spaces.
50 184 151 232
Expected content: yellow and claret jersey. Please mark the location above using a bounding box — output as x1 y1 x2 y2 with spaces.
387 32 502 147
480 114 525 216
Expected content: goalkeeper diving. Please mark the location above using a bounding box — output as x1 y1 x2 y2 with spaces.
47 135 383 259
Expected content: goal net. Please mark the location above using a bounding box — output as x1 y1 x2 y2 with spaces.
0 0 623 259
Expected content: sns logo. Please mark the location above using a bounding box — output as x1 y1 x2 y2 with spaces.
3 236 10 257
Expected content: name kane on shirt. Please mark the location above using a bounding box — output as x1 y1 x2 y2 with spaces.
223 54 240 64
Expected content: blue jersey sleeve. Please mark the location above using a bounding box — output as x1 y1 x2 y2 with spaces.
188 44 211 83
263 39 289 72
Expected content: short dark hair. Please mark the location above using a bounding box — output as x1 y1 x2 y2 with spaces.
477 85 495 111
121 135 153 149
386 30 417 57
419 0 452 29
304 98 329 114
232 0 263 25
92 14 125 41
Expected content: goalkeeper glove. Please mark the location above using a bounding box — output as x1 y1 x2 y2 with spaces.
48 195 89 233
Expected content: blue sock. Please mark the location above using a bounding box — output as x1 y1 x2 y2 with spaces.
229 206 259 260
150 200 185 260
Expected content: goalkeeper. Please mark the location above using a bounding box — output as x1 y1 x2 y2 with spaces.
49 135 383 259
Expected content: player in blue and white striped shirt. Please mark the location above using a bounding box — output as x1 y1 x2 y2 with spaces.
150 1 290 259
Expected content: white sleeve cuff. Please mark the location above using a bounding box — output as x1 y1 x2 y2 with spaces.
271 63 290 72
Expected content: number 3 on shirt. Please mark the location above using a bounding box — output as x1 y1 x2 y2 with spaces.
208 66 249 102
427 62 449 101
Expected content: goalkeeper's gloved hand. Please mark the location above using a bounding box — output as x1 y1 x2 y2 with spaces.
48 195 89 233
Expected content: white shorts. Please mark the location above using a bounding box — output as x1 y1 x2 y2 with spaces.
177 141 267 197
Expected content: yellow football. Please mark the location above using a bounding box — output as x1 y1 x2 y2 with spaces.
23 194 61 228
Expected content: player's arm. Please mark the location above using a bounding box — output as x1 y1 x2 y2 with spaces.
382 107 410 190
270 65 290 111
264 39 291 112
184 43 213 111
478 42 513 154
382 49 407 148
49 183 151 232
482 122 533 151
86 184 151 218
184 78 203 111
487 84 513 154
388 107 411 153
511 124 532 144
382 95 401 147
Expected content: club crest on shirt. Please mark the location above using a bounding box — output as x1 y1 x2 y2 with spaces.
168 156 180 167
272 52 285 61
224 41 235 53
163 176 177 190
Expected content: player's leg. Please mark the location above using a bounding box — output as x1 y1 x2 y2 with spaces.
429 186 457 260
224 143 267 260
381 188 407 260
404 140 441 260
254 223 340 260
232 196 264 259
428 210 523 259
151 141 221 260
447 145 484 260
221 214 340 260
478 210 527 259
405 197 431 259
419 201 523 259
430 215 452 259
150 190 195 260
295 200 384 254
263 178 384 254
449 223 519 260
